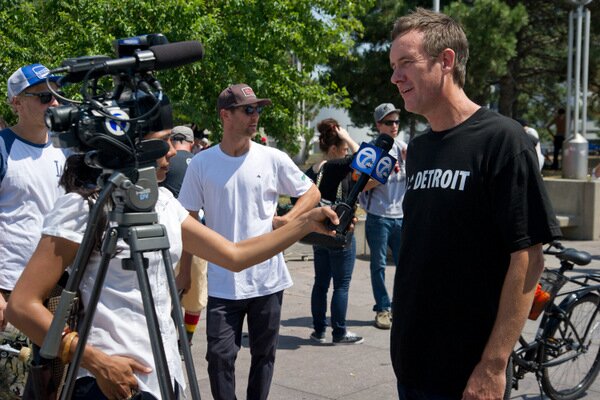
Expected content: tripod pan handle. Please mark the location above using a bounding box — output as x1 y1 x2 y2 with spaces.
40 290 78 359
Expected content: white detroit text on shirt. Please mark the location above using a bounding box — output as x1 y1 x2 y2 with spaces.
407 169 471 191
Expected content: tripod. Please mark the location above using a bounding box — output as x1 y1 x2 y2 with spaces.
40 166 201 400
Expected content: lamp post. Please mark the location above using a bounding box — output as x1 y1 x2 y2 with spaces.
563 0 593 179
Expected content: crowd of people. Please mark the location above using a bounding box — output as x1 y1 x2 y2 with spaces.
0 6 570 400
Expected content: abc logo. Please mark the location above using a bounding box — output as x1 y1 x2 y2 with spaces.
356 147 378 170
104 109 130 137
375 155 394 180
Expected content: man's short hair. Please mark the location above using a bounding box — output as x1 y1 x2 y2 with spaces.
391 8 469 88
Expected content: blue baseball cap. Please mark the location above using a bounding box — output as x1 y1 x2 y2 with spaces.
7 63 60 101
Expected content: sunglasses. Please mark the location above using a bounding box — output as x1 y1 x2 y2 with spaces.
381 120 400 126
242 105 264 115
22 91 64 104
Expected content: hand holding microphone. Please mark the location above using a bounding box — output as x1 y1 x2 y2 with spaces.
301 133 396 248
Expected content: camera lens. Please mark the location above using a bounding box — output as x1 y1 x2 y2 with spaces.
45 106 79 132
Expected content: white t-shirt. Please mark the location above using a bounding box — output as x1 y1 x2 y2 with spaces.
359 137 408 218
42 187 188 397
0 128 67 290
178 142 313 300
524 126 545 171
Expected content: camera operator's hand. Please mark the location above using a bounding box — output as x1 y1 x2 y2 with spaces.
84 345 151 400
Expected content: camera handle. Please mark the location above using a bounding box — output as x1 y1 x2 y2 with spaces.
41 169 201 400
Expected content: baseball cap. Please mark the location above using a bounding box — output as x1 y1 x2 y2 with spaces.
171 126 194 143
7 63 60 101
217 83 272 111
374 103 401 122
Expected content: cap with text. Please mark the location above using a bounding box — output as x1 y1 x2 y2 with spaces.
374 103 401 123
217 83 272 111
7 63 60 102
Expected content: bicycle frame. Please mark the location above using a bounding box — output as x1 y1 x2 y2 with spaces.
511 255 600 390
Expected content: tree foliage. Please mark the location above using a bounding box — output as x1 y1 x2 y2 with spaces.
0 0 373 152
327 0 599 139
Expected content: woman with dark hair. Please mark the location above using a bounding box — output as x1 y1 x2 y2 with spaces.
7 128 339 400
307 118 364 345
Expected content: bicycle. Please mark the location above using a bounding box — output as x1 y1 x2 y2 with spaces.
507 241 600 399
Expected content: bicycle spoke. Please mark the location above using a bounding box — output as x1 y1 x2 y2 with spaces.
542 295 600 399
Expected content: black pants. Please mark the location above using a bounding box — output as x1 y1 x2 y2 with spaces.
206 291 283 400
73 376 179 399
552 136 565 169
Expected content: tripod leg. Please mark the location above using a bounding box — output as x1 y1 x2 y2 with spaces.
61 228 119 400
162 249 202 400
131 251 176 400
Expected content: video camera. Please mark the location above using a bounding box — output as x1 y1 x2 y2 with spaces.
45 34 204 171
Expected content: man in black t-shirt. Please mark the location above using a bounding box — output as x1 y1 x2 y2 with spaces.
161 125 208 346
388 8 561 399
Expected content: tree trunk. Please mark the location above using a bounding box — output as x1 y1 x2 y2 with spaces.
498 74 516 118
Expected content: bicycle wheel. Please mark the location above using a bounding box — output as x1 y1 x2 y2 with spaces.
541 293 600 400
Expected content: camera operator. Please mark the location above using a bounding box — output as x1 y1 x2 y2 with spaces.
0 64 67 335
6 116 339 399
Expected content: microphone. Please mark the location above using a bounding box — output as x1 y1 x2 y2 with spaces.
58 41 204 84
301 133 396 248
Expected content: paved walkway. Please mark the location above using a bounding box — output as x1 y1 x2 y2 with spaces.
186 239 600 399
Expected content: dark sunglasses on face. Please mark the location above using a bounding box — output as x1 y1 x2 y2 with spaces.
22 91 64 104
243 105 264 115
381 120 400 127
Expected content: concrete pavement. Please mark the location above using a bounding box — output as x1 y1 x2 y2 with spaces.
186 239 600 399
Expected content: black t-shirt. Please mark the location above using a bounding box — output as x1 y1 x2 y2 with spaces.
391 108 561 396
161 149 193 198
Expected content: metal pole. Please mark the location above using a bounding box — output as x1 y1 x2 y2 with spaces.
573 5 583 138
581 8 590 137
566 11 574 137
433 0 440 12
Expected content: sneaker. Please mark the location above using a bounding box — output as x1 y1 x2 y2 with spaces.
310 331 326 343
375 310 392 329
333 331 364 345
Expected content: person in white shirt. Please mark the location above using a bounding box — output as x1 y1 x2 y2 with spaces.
178 83 320 400
7 123 335 400
0 63 66 331
358 103 408 330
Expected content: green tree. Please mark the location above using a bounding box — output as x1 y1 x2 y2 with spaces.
327 0 599 140
0 0 372 153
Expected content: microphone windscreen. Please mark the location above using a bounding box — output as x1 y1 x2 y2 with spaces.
374 133 395 152
150 41 204 70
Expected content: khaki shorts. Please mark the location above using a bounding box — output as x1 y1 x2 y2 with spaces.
175 256 208 313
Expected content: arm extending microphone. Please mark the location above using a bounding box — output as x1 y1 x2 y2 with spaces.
301 133 396 248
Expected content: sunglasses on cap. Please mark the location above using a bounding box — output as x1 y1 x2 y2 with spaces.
380 120 400 126
242 105 264 115
22 91 64 104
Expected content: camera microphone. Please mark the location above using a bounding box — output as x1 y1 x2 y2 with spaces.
301 133 396 248
58 41 205 84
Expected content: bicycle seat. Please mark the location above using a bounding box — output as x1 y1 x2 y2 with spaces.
557 248 592 266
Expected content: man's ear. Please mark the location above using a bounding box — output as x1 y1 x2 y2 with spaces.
440 48 456 72
8 96 20 114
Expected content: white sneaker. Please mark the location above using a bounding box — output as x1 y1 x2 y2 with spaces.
375 310 391 329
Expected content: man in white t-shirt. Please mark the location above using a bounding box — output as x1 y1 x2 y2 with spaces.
0 63 67 331
358 103 407 330
178 83 320 400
